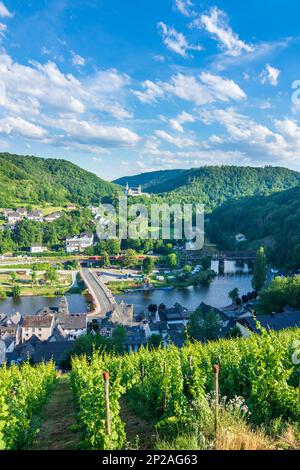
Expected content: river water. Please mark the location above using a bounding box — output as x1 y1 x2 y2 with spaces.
116 261 253 313
0 262 252 316
0 294 89 316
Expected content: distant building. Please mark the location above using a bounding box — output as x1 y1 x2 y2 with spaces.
16 208 27 217
124 182 150 198
44 212 63 222
27 210 43 222
65 232 94 253
30 244 46 253
235 233 247 243
22 314 55 342
237 306 300 335
32 341 75 365
56 314 87 340
6 211 21 224
59 296 69 315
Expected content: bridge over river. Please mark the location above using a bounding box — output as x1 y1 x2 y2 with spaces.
80 268 117 319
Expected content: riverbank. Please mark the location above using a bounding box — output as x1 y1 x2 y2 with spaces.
106 268 217 294
0 271 87 298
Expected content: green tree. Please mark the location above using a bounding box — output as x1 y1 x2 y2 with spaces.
201 256 212 270
183 264 192 274
122 249 138 268
228 287 239 303
10 271 17 285
167 253 177 269
252 246 267 292
0 287 7 299
112 325 127 354
12 285 21 297
188 307 221 341
44 267 59 285
31 271 38 286
147 334 163 349
142 256 155 275
107 239 121 255
101 251 110 267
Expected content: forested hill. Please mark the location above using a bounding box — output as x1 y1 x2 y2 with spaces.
0 153 120 207
113 169 184 190
208 185 300 268
116 166 300 212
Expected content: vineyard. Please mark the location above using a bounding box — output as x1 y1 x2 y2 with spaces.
0 361 56 450
71 327 300 450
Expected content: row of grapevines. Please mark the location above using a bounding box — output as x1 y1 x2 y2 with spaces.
0 361 56 450
71 352 126 450
71 328 300 448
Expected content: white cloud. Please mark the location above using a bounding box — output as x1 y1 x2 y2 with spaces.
0 51 139 151
132 80 165 104
0 52 132 119
71 51 86 67
153 54 165 62
170 119 184 132
155 129 196 148
0 22 7 35
169 111 196 132
260 64 280 86
157 22 203 57
0 117 47 139
199 107 297 162
200 72 246 101
193 7 254 56
0 2 12 18
134 72 246 107
174 0 195 17
48 118 140 147
164 73 213 105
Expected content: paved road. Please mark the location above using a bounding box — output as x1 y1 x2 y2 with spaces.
81 268 116 316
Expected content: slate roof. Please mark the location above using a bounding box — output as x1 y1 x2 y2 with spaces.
57 314 87 330
32 341 75 364
196 302 229 321
124 329 147 346
23 314 54 328
167 330 185 348
240 308 300 333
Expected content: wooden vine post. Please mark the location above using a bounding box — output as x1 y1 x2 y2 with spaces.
103 371 111 436
162 361 167 413
213 365 220 441
140 363 145 387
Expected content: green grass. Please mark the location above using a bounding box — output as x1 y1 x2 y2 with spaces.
29 375 81 450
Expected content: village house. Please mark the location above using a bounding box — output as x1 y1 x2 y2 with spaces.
32 340 75 365
235 233 247 243
30 244 47 253
21 314 55 342
16 208 27 217
27 210 44 222
44 212 63 222
56 313 87 340
6 211 21 224
237 305 300 336
65 232 94 253
2 208 13 217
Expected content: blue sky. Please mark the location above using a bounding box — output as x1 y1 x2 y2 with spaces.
1 0 300 180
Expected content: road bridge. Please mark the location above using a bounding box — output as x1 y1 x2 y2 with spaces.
80 268 117 318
